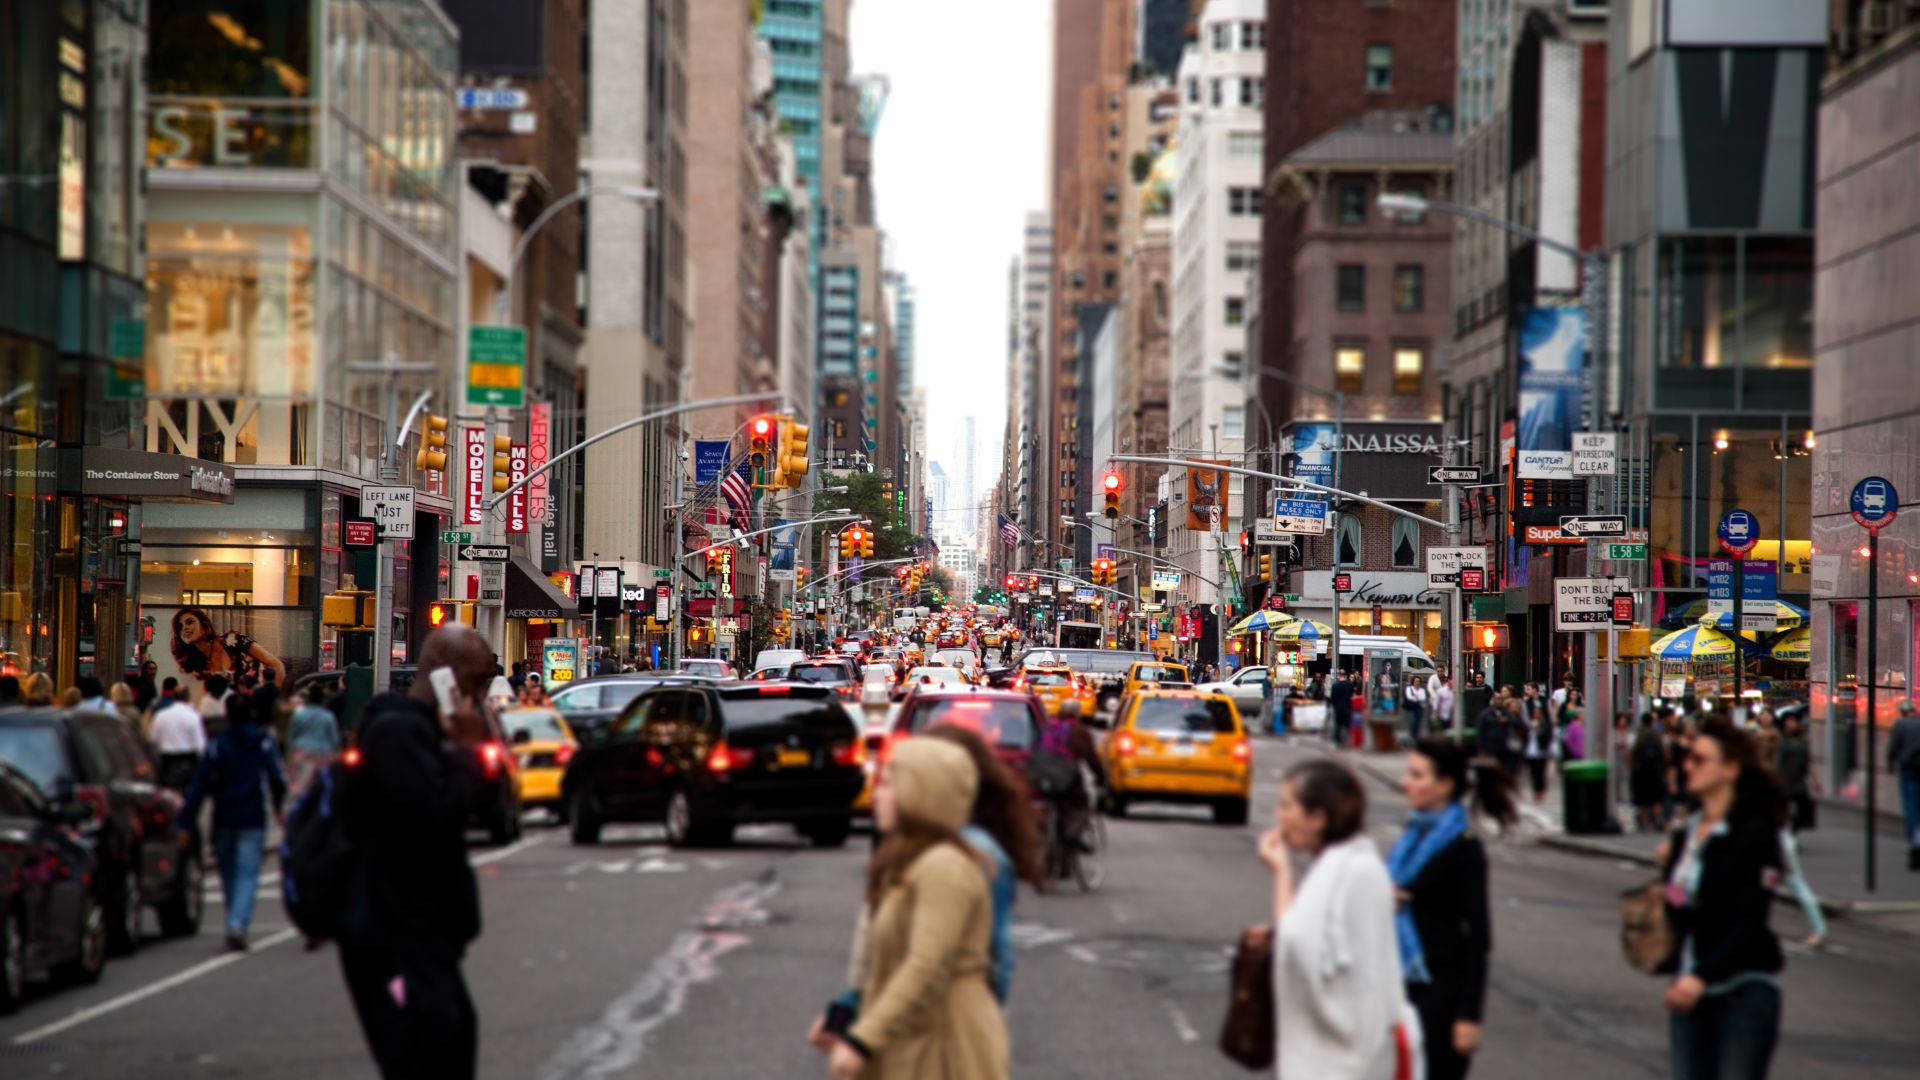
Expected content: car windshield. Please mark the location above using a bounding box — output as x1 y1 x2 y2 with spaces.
1134 665 1185 682
1044 649 1151 674
904 699 1035 749
1131 697 1237 735
503 710 568 742
722 698 849 732
790 664 850 683
862 666 893 683
908 668 965 685
0 723 66 793
935 651 975 666
1025 671 1073 687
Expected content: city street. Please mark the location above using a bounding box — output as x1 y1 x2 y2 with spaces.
3 739 1916 1079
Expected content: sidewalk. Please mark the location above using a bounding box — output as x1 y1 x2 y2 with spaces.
1282 733 1920 918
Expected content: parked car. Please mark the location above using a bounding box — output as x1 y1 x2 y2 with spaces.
0 760 107 1010
561 683 864 848
0 709 203 954
1196 665 1274 715
1100 690 1251 824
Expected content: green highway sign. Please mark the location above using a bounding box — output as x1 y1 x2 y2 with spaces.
466 325 527 407
1281 593 1302 604
1605 543 1647 560
441 530 474 545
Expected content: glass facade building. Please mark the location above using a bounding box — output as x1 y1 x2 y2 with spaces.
139 0 460 686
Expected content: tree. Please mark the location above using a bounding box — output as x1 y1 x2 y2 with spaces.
840 471 920 561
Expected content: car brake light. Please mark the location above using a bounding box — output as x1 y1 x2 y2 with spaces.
704 741 755 772
831 740 859 766
1231 738 1252 763
757 685 790 695
480 742 504 779
342 746 363 768
1114 732 1137 757
555 743 577 768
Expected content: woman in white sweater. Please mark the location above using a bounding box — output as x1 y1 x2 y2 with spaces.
1257 759 1415 1079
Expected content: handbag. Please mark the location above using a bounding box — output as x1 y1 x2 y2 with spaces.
1619 880 1678 973
1218 925 1274 1069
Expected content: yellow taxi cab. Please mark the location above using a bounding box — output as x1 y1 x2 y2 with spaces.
1021 664 1094 716
980 629 1003 649
1122 660 1191 697
500 707 578 810
1101 689 1250 825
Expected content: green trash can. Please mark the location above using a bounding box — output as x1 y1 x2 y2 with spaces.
1562 759 1609 835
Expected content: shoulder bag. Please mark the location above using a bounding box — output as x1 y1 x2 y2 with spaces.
1218 924 1274 1069
1618 880 1678 973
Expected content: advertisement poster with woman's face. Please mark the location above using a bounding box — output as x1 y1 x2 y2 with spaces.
149 606 290 699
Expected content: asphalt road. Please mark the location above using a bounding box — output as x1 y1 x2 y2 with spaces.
3 734 1917 1078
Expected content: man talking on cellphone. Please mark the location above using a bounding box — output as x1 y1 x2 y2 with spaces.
338 625 495 1078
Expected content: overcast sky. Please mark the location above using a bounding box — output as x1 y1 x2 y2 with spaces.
851 0 1051 528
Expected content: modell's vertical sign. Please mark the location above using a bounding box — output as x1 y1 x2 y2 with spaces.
527 402 551 525
462 425 489 526
507 444 529 533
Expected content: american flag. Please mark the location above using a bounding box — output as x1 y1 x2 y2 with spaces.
1000 515 1020 547
719 459 753 529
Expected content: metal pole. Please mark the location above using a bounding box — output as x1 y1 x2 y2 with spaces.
1330 389 1345 687
374 382 399 692
1866 531 1878 893
1732 559 1745 713
588 553 599 668
1446 480 1463 738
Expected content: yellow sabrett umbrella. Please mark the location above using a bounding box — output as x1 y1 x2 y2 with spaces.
1769 626 1810 663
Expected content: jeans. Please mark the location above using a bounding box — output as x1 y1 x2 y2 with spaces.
1669 980 1780 1080
1901 771 1920 850
1406 704 1426 744
212 826 266 936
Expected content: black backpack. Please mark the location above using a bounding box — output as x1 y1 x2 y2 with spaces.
279 760 361 942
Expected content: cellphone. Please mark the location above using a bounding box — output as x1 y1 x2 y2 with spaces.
428 667 459 716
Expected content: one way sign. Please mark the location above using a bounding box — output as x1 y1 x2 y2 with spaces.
459 544 510 562
1429 466 1483 485
1558 516 1627 538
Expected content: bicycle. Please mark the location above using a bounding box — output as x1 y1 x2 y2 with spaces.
1040 768 1108 893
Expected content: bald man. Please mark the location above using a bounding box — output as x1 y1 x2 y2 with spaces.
337 625 494 1079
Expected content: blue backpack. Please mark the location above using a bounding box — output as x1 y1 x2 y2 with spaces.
279 761 361 942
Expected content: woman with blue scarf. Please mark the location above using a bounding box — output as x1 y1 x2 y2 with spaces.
1391 739 1517 1080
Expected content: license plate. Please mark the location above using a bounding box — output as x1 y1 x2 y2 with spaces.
777 747 812 768
517 753 533 768
1170 743 1196 756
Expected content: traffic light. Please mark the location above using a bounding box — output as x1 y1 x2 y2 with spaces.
1004 575 1018 591
1102 470 1122 519
748 414 776 470
1467 623 1509 651
426 599 475 628
1091 558 1114 586
1258 552 1273 580
489 434 512 492
772 418 810 490
841 526 865 559
705 548 725 574
414 413 449 474
861 531 875 559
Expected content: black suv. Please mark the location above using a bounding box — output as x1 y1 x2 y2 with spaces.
0 759 107 1009
0 708 203 954
784 658 861 704
561 683 863 848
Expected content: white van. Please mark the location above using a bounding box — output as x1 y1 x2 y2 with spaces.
1327 634 1440 679
752 648 807 677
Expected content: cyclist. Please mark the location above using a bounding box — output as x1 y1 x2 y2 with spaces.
1029 699 1106 854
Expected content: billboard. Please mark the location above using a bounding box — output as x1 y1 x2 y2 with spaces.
1290 423 1337 484
1516 307 1587 453
1184 458 1231 531
769 519 797 583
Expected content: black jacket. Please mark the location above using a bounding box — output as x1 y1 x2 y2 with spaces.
1328 678 1355 717
341 694 484 958
1659 817 1782 984
1405 835 1491 1022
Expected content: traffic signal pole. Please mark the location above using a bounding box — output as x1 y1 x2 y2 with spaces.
357 365 434 694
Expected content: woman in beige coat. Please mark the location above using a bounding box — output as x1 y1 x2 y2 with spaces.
824 737 1009 1079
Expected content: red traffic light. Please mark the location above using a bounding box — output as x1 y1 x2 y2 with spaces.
428 602 451 628
750 416 775 439
1102 471 1122 492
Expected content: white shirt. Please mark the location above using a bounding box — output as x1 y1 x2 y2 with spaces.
1550 686 1570 712
150 699 206 754
1433 683 1455 726
1275 835 1408 1080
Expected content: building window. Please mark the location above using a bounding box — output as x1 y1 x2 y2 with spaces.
1337 516 1363 566
1393 265 1424 312
1393 347 1425 393
1223 406 1245 440
1228 131 1263 159
1337 182 1367 225
1365 43 1393 91
1240 77 1264 107
1224 297 1245 327
1211 22 1232 50
1229 187 1263 216
1336 264 1366 311
1335 347 1366 392
1388 184 1427 223
1241 21 1266 50
1186 77 1199 103
1102 270 1117 290
1391 517 1419 568
1222 351 1245 377
1226 241 1260 273
1210 78 1223 106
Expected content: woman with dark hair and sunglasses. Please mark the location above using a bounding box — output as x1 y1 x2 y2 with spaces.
1659 720 1786 1079
1257 758 1412 1078
1394 740 1518 1080
171 606 286 685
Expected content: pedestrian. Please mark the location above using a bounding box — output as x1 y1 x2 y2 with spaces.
1459 672 1491 735
1658 720 1786 1080
1256 759 1411 1077
1474 688 1508 764
1887 698 1920 870
1328 669 1356 749
57 686 82 708
1522 699 1556 803
21 672 53 706
1550 675 1573 717
1773 711 1817 834
1749 706 1781 769
817 738 1009 1079
286 689 342 796
107 682 143 727
75 675 112 713
1403 676 1428 744
1561 707 1588 762
131 660 159 712
337 625 496 1079
149 679 206 790
1430 673 1455 736
1395 740 1518 1080
177 692 287 950
198 674 231 740
0 674 19 708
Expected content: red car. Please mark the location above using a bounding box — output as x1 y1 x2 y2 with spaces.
883 688 1045 777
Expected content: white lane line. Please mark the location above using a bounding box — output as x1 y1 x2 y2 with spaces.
1166 1002 1199 1043
12 835 545 1045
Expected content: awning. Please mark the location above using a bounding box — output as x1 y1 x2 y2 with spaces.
506 556 575 621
